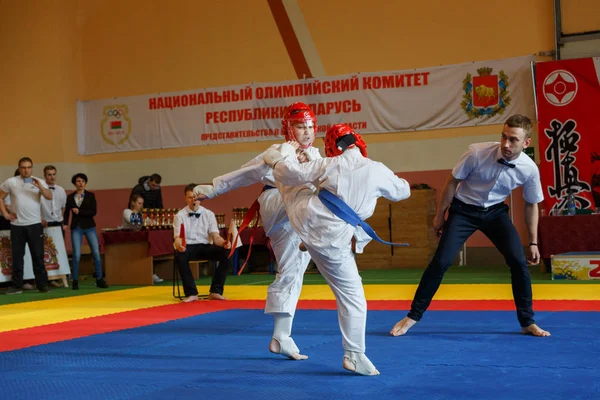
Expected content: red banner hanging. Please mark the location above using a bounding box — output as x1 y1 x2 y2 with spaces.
535 57 600 213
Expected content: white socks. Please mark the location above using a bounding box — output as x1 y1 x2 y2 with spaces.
271 314 308 360
273 313 293 339
343 350 380 376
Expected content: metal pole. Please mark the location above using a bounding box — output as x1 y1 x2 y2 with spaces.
531 61 539 122
554 0 562 60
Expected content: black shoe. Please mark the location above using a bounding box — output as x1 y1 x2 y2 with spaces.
38 286 50 293
5 286 23 295
96 278 108 288
72 280 79 290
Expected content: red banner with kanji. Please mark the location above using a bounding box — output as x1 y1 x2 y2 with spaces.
535 57 600 213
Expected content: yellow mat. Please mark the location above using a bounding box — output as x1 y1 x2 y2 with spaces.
1 283 598 333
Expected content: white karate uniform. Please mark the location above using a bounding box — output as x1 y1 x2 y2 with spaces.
212 144 321 316
272 147 411 353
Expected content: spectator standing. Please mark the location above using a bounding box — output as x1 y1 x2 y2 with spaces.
0 157 52 294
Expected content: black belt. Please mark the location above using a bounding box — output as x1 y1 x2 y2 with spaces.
452 198 505 212
46 221 64 227
263 185 276 191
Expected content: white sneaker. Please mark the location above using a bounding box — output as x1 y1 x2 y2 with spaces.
153 274 164 283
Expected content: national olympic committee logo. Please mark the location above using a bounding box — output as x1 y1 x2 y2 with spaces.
461 67 510 119
100 104 132 145
543 70 578 106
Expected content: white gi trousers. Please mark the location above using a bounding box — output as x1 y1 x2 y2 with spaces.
305 243 367 353
259 188 312 316
275 182 368 354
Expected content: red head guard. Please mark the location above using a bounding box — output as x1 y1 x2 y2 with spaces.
282 102 317 149
324 124 368 157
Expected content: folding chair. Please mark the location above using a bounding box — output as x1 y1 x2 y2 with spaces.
172 250 184 300
172 250 214 300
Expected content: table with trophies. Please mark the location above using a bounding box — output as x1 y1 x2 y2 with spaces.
101 208 271 285
101 208 179 285
538 214 600 272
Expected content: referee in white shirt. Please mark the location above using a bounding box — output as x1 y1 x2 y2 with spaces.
41 166 67 235
173 184 232 302
391 115 551 337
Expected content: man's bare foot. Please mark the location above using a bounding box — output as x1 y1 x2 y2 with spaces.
269 338 308 360
208 292 228 300
522 323 551 337
182 295 198 303
390 317 417 336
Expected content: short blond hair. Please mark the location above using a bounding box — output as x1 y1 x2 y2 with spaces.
505 114 533 139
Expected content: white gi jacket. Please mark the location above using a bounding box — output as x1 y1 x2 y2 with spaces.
273 147 411 257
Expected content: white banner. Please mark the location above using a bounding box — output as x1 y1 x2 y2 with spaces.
0 227 71 282
77 56 535 155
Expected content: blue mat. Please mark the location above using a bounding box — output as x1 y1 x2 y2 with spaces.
0 310 598 400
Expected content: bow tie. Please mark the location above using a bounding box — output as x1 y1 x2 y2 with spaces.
49 186 55 190
497 159 516 168
188 212 201 218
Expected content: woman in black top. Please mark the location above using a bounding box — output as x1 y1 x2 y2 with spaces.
64 173 108 290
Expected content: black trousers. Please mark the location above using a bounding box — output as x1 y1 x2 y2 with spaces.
175 244 230 297
10 223 48 289
0 218 10 231
408 198 535 327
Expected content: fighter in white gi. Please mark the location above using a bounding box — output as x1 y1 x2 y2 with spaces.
193 102 321 361
263 124 411 376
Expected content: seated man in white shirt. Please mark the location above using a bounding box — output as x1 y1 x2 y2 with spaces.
173 184 231 302
391 114 550 338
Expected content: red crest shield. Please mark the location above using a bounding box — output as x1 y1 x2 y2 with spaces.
472 75 499 108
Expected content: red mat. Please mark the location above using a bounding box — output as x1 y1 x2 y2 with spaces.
1 299 598 352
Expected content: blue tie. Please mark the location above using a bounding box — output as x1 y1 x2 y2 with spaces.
188 212 201 218
317 189 409 247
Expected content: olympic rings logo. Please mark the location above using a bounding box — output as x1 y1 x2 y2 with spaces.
107 109 124 117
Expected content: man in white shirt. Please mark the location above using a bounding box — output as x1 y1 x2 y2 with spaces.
173 184 231 302
41 166 68 288
0 157 53 294
391 114 550 338
41 166 67 233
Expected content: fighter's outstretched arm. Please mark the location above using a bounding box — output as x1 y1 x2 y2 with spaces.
193 148 276 200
